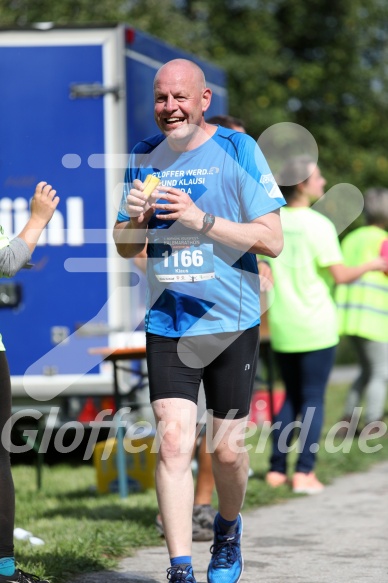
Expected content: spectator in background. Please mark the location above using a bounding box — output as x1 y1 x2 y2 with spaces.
0 182 59 583
336 187 388 437
264 156 387 495
206 115 246 134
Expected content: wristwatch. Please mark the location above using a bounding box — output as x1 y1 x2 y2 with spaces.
200 213 215 234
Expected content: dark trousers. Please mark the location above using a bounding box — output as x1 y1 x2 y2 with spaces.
0 351 14 556
269 346 336 474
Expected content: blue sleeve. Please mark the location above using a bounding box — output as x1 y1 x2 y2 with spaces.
117 166 130 223
236 135 286 221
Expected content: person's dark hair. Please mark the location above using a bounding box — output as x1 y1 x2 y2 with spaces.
206 114 246 131
276 155 316 202
363 187 388 225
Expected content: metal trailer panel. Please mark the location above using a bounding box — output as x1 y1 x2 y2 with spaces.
0 28 123 399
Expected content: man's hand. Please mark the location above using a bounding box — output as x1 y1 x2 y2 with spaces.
127 178 158 225
153 186 204 230
113 178 157 258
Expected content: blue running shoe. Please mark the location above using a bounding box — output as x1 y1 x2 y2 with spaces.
167 564 197 582
207 514 243 583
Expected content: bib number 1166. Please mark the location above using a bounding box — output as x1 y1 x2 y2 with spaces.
162 249 204 268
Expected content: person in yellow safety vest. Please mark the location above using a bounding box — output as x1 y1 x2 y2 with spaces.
336 187 388 437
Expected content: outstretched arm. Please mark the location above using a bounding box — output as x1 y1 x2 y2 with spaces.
0 181 59 277
17 181 59 252
329 258 388 284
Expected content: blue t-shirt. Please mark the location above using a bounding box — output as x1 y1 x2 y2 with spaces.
117 126 285 337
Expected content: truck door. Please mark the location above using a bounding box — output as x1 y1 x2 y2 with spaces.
0 28 126 397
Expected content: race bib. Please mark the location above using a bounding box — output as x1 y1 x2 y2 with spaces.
152 235 215 283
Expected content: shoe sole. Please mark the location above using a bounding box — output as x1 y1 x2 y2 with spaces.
293 487 324 495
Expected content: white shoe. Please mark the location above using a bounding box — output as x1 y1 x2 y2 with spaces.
292 472 324 494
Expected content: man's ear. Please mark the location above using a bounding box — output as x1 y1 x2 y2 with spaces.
202 87 212 113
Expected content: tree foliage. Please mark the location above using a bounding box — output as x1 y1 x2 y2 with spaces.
1 0 388 194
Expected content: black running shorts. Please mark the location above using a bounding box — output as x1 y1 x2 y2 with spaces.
146 326 260 419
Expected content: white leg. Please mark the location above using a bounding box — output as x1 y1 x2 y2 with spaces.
208 414 250 520
152 397 197 557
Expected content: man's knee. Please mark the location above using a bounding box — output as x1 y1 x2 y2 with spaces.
212 444 246 471
156 420 196 460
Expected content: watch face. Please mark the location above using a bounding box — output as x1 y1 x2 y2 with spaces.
201 213 215 233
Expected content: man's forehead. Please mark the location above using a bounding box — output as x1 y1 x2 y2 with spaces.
154 75 189 90
156 71 195 86
155 62 204 88
154 77 202 99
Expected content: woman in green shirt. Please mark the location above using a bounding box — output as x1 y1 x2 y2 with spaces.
265 156 387 494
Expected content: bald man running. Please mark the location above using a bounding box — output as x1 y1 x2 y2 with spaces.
114 58 285 583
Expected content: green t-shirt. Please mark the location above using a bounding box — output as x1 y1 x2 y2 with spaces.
267 207 343 352
336 226 388 342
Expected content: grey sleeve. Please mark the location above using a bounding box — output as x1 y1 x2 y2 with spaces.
0 237 32 278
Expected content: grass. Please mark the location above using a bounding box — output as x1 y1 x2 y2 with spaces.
11 381 388 582
12 466 161 582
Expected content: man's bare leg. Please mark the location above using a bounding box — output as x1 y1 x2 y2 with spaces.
209 415 249 520
152 397 198 558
